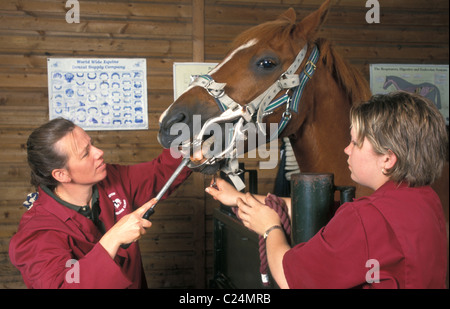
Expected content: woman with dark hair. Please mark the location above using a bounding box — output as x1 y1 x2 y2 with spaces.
9 118 191 288
207 91 448 288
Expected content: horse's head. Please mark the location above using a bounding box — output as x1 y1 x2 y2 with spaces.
158 1 330 174
383 76 396 90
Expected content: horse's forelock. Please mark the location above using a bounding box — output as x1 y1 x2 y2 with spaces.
231 18 296 50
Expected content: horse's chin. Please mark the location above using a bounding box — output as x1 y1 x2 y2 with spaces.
191 162 221 175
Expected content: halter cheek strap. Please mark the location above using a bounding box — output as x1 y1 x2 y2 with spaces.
189 74 239 112
263 45 320 140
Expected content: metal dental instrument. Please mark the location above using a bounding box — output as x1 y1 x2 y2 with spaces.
187 107 247 169
142 157 190 220
193 105 245 145
211 117 245 160
210 174 219 190
121 157 190 249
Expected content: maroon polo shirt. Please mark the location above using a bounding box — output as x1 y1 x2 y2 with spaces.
283 181 448 289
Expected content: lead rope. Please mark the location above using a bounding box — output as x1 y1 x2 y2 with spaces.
232 193 291 286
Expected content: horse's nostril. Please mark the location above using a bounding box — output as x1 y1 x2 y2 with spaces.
164 111 188 128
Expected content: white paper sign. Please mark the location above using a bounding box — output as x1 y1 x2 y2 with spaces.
47 58 148 130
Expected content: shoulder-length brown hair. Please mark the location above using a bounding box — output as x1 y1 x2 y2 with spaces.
350 91 448 187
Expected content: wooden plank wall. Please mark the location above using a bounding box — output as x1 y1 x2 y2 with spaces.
0 0 448 289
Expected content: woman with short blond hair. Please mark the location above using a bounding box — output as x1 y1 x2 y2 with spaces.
350 91 447 187
207 91 448 288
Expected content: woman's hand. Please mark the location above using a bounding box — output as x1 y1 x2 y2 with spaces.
237 193 290 288
99 199 155 258
236 192 281 236
205 177 245 206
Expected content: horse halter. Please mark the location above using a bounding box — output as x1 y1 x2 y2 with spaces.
186 44 320 190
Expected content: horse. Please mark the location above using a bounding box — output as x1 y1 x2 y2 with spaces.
158 0 374 197
158 0 448 207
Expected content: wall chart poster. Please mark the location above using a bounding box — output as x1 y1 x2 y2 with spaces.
370 64 449 125
173 62 218 100
47 58 148 130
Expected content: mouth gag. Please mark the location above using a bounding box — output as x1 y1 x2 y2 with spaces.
180 104 251 191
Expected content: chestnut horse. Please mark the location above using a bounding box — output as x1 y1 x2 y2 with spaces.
158 1 448 212
158 0 373 197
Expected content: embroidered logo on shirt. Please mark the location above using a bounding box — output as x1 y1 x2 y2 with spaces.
108 192 127 215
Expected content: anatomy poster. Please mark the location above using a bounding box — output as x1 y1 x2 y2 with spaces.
47 58 148 130
370 64 449 125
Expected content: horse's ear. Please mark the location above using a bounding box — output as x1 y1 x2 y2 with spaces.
279 8 296 24
295 0 330 42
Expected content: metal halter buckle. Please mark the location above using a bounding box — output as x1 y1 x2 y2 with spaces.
226 168 244 176
277 73 288 89
205 80 225 99
282 110 292 121
304 60 317 79
282 96 292 120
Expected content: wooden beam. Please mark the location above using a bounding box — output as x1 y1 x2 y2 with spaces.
192 0 205 62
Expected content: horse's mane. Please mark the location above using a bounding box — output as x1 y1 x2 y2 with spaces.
316 38 372 104
231 17 372 106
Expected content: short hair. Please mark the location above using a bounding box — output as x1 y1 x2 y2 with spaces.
350 91 448 187
27 118 76 190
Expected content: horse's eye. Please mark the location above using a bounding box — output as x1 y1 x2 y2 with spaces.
257 59 277 69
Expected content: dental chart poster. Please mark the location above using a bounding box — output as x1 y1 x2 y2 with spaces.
48 58 148 130
370 64 449 125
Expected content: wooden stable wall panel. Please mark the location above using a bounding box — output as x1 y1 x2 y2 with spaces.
0 0 449 289
204 0 449 79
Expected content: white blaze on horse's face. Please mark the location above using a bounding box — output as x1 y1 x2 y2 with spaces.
159 39 259 125
209 38 258 75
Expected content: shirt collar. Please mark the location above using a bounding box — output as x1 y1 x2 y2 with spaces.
376 180 409 193
40 185 105 234
40 185 100 220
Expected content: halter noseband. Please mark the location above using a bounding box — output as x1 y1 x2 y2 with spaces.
187 44 320 190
